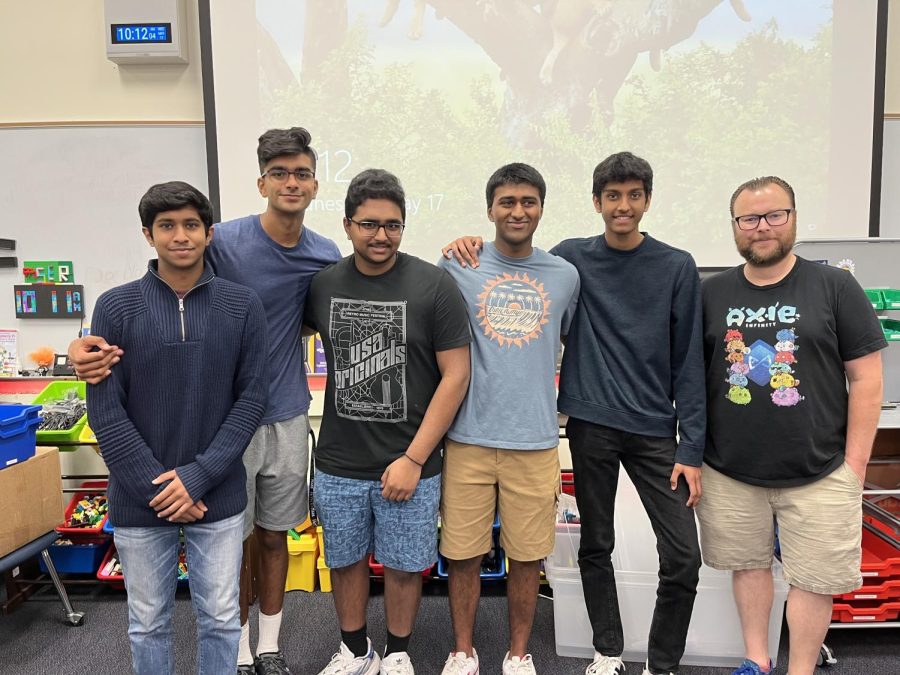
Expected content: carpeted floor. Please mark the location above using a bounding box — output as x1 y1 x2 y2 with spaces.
1 581 899 675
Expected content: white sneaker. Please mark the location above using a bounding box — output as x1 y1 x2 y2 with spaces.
502 652 537 674
380 651 414 675
318 639 381 675
585 652 625 675
440 649 479 675
640 662 673 675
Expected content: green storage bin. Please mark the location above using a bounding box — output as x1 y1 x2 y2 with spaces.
865 289 885 311
881 289 900 310
881 318 900 342
32 381 88 442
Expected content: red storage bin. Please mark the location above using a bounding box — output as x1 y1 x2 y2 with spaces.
96 544 125 589
560 471 575 496
831 601 900 623
57 481 108 535
835 578 900 602
860 518 900 580
368 554 433 578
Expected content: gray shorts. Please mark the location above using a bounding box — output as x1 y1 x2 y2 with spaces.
242 413 311 539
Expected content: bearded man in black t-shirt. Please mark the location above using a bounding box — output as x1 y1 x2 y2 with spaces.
698 176 886 675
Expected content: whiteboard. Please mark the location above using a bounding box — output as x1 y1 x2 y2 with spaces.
0 124 207 364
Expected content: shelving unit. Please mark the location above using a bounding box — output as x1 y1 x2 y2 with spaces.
794 239 900 638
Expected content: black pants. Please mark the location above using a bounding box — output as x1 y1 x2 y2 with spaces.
567 417 701 674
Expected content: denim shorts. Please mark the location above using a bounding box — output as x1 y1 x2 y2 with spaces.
313 469 440 572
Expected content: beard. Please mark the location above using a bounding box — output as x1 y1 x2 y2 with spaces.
736 226 796 266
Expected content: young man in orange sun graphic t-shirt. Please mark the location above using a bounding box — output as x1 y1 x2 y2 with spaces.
436 163 579 675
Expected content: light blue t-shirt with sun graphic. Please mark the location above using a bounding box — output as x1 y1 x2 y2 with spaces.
438 242 580 450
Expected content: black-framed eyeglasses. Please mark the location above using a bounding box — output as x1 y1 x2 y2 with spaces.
261 168 316 182
348 218 405 237
733 208 794 231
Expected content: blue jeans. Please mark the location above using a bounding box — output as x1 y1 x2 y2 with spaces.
114 513 244 675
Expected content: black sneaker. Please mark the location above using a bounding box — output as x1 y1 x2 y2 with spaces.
255 651 292 675
238 665 256 675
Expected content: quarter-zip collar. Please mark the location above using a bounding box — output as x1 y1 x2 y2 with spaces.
146 260 215 341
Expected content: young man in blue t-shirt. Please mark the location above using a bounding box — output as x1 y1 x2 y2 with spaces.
87 182 268 674
445 152 705 675
437 163 579 675
71 128 341 675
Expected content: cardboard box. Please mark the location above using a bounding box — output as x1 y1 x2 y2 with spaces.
0 447 63 558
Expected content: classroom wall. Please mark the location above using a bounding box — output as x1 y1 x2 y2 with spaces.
0 0 204 123
2 0 900 362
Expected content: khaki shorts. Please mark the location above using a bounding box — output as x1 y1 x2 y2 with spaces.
696 462 863 595
439 440 560 562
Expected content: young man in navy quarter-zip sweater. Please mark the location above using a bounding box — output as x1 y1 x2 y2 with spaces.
87 182 268 675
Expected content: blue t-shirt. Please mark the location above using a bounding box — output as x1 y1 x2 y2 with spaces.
438 243 580 450
207 215 341 424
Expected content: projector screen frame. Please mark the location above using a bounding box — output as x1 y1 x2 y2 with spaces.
198 0 891 268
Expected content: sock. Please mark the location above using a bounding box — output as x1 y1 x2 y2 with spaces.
341 625 369 658
237 621 253 666
385 630 411 656
256 610 283 656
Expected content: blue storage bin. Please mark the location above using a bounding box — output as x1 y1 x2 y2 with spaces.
0 404 41 468
39 538 110 574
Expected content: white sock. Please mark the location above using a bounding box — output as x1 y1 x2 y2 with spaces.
256 610 283 656
237 621 253 666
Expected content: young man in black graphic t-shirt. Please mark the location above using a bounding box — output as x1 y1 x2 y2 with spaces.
304 169 471 675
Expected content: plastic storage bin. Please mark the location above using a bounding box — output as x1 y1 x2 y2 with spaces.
285 530 318 592
0 404 41 468
836 578 900 602
865 289 885 310
860 520 900 579
831 601 900 623
96 544 125 589
39 537 110 574
57 482 108 535
544 552 788 667
369 554 435 578
880 318 900 342
318 556 332 592
880 288 900 309
32 381 88 443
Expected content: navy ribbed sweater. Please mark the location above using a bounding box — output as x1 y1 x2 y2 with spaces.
86 262 268 527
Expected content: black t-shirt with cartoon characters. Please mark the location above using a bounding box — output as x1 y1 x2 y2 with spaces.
702 257 887 487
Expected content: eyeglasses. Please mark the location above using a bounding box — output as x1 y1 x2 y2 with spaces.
348 218 405 237
261 168 316 182
733 208 794 231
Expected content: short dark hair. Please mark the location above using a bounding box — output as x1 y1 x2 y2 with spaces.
592 152 653 198
344 169 406 222
138 181 213 233
485 163 547 207
729 176 796 217
257 127 317 172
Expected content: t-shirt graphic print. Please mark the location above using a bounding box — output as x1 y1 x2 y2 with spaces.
330 298 408 422
478 273 549 347
723 320 802 408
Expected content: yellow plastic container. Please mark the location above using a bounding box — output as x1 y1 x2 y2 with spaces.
316 525 325 556
285 531 318 592
318 556 332 593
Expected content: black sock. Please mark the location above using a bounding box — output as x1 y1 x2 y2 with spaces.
341 625 369 658
385 630 411 656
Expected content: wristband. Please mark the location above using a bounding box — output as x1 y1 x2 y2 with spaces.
404 453 424 468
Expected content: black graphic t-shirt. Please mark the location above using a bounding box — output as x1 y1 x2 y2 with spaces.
305 253 471 480
702 257 887 487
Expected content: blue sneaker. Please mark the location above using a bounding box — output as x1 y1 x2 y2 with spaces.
731 659 773 675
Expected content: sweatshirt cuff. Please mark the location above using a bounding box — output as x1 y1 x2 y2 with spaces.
176 462 212 503
674 443 703 467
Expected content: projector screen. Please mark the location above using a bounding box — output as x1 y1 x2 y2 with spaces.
202 0 885 267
